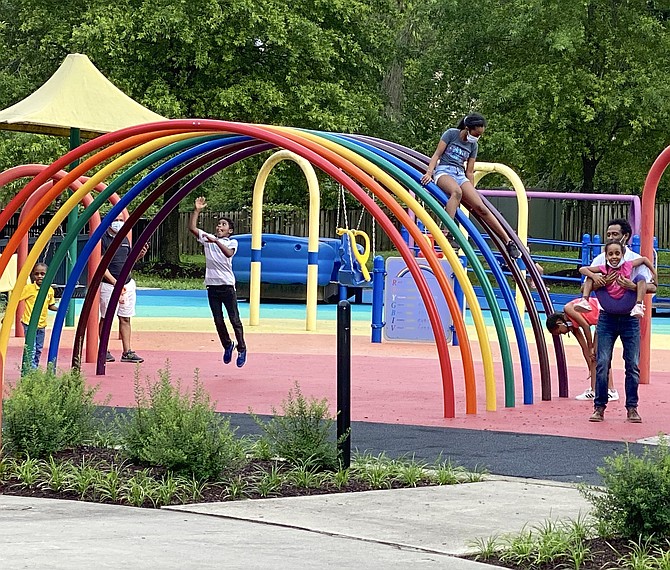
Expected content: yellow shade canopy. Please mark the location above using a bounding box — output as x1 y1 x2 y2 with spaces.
0 53 167 139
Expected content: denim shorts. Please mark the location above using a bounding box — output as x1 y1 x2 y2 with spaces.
434 164 468 186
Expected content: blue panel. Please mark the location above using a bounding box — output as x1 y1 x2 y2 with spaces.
232 234 339 286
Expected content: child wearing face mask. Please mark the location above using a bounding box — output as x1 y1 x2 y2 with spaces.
575 240 656 318
421 113 522 259
99 215 148 363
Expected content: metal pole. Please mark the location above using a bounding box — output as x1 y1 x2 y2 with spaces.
65 127 81 326
337 300 351 468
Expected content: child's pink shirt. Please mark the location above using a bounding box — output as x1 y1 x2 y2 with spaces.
597 260 633 299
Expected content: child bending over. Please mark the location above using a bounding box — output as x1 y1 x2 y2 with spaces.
546 299 617 401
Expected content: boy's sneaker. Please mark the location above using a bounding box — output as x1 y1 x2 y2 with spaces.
505 240 522 259
106 351 115 363
575 388 595 400
223 342 235 365
627 407 642 423
236 349 247 368
608 389 619 401
121 350 144 363
574 298 593 313
589 407 605 422
630 303 645 318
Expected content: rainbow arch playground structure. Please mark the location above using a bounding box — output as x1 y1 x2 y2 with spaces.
0 120 659 422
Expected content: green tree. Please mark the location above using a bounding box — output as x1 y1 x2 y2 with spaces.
0 0 397 263
404 0 670 200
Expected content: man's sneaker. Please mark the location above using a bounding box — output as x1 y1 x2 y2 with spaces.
608 389 620 401
574 298 593 313
106 351 115 363
627 407 642 423
630 303 645 318
505 240 522 259
223 342 235 365
236 349 247 368
589 407 605 422
575 388 595 400
121 350 144 363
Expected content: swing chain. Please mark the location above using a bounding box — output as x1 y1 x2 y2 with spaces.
338 184 349 231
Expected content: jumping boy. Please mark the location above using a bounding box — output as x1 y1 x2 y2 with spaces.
188 196 247 367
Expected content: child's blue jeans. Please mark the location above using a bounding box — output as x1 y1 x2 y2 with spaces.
22 323 45 369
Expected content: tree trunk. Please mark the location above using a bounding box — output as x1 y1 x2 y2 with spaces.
580 153 600 234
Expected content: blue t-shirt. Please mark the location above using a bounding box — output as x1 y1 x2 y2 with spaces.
438 128 478 169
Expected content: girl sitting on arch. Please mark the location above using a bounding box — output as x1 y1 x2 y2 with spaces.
421 113 522 259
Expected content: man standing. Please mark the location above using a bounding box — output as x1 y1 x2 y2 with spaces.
580 218 656 423
189 197 247 367
100 213 147 363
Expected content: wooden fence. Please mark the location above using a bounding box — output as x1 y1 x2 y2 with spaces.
28 201 664 262
177 209 396 256
175 202 670 257
562 201 669 248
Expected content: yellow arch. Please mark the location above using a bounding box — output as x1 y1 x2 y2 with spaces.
249 150 320 331
475 163 529 317
274 127 498 411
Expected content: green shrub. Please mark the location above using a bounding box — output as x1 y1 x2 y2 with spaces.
582 440 670 540
251 382 339 470
3 367 97 458
120 365 244 481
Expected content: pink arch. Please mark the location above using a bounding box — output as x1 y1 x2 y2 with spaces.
639 147 668 384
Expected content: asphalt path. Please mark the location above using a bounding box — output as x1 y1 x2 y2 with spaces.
225 412 648 486
100 407 649 486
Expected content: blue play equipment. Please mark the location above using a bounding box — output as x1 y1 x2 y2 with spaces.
232 233 341 286
231 231 374 304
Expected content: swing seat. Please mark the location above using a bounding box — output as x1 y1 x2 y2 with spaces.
52 284 87 299
336 229 371 287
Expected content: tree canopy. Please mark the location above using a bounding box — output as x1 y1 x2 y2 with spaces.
401 0 670 198
2 0 670 215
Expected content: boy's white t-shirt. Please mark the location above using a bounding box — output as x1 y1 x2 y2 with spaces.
591 248 653 282
197 229 238 286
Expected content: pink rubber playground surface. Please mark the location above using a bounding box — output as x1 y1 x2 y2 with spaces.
5 317 670 443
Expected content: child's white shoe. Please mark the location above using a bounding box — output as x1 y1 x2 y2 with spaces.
574 298 593 313
608 389 619 401
630 303 645 318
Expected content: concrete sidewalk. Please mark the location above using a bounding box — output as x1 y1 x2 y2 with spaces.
0 477 591 569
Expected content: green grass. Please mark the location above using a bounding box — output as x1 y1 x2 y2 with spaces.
134 275 203 289
135 254 205 289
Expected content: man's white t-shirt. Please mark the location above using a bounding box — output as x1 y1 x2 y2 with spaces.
591 247 653 282
197 229 238 286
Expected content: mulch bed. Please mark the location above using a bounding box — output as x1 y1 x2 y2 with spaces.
462 537 645 569
2 447 657 568
0 445 429 506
